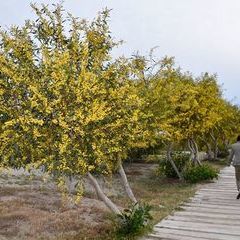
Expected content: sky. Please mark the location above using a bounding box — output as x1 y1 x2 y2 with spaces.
0 0 239 104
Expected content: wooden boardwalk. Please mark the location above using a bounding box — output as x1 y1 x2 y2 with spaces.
144 166 240 240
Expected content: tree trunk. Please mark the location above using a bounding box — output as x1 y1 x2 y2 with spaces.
213 140 218 160
224 139 230 152
205 142 213 160
118 162 138 204
87 172 121 215
201 138 213 160
187 139 195 162
192 139 201 165
210 132 218 160
188 139 201 165
167 143 183 180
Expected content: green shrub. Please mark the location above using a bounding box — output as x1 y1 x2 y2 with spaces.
143 154 163 163
115 202 152 239
126 146 161 163
183 163 218 183
217 149 229 159
158 152 190 178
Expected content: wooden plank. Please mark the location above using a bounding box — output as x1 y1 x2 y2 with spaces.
180 206 240 214
167 215 240 226
194 195 238 201
198 188 237 191
152 228 240 240
198 189 236 193
191 196 240 202
190 199 240 206
183 202 240 210
194 194 237 199
174 211 240 220
149 232 212 240
198 190 237 193
156 220 240 235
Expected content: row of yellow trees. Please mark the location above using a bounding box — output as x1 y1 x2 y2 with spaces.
134 55 240 178
1 4 240 213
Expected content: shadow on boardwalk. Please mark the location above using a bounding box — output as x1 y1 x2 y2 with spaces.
143 166 240 240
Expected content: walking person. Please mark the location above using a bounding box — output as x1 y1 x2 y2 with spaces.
228 135 240 199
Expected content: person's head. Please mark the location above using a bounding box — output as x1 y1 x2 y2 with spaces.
237 135 240 142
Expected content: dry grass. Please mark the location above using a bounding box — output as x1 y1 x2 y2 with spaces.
0 174 113 240
0 161 223 240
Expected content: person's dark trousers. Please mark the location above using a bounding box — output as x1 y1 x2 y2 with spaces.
235 166 240 199
235 166 240 191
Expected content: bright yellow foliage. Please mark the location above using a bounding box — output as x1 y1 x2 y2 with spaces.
0 4 150 178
